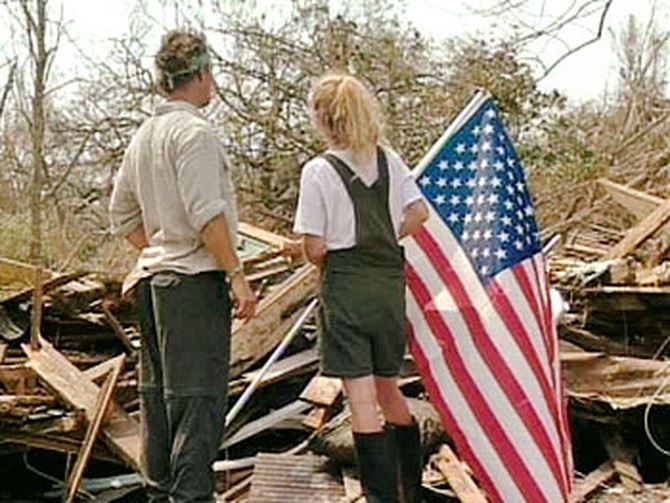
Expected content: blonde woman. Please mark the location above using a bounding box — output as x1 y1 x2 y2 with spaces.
294 74 429 502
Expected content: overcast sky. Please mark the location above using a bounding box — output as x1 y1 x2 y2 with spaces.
2 0 668 104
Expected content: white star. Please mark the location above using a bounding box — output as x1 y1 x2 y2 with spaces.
501 216 512 226
474 213 483 223
514 240 524 250
515 224 524 235
491 177 502 188
495 248 507 260
480 265 489 275
450 195 461 205
468 161 478 171
481 141 492 152
434 194 446 205
466 179 477 189
462 229 470 240
438 160 449 171
471 247 480 258
451 178 462 188
480 159 489 169
485 211 495 222
482 248 491 258
454 161 465 170
503 200 514 210
437 178 447 187
448 213 460 224
477 194 487 205
420 176 431 187
516 182 525 193
472 125 481 136
465 195 475 206
486 109 496 119
506 186 515 196
464 214 473 223
507 157 516 167
483 229 493 241
493 160 504 171
496 146 505 156
455 143 466 154
473 229 481 240
470 144 479 154
524 206 534 216
483 123 494 135
477 177 488 188
488 193 499 204
498 231 510 242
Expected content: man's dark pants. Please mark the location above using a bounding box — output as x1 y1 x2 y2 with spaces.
137 271 231 502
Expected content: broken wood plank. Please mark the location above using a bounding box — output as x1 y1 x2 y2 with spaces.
300 374 342 407
0 342 6 362
434 444 487 503
65 354 125 503
604 199 670 259
22 338 141 470
598 178 665 222
100 303 135 354
238 222 294 249
571 462 616 503
1 271 86 304
231 264 318 377
301 406 331 430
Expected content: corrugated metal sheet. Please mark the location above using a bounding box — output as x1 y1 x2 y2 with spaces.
246 452 346 502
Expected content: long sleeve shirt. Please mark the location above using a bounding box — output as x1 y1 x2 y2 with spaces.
109 100 238 276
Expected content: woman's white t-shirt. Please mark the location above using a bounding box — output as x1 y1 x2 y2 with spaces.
293 146 424 250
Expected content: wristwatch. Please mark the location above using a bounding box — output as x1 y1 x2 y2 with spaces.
227 263 245 279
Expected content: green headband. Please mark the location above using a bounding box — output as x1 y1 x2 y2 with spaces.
164 52 211 90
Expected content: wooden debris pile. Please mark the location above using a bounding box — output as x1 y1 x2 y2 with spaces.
551 178 670 502
0 223 472 503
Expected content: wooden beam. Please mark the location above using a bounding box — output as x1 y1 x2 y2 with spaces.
598 178 664 221
604 199 670 259
65 354 125 503
571 462 616 503
300 374 342 407
22 338 141 470
434 444 487 503
230 264 318 377
100 303 135 354
238 222 293 249
0 257 53 287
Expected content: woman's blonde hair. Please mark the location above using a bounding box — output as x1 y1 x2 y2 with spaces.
308 74 385 162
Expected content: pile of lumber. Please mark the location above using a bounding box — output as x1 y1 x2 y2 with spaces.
0 223 477 502
551 179 670 501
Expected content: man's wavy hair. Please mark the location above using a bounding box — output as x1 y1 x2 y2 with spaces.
155 29 210 94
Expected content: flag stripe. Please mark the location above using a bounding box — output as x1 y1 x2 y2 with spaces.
405 260 558 502
409 228 566 499
406 322 511 503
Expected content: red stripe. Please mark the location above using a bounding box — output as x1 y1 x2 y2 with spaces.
527 257 555 362
489 273 570 495
411 229 567 499
405 256 550 501
511 262 551 360
406 322 506 503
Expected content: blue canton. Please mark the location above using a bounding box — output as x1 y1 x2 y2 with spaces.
418 99 541 283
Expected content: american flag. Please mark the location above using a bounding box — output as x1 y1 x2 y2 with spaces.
405 91 573 502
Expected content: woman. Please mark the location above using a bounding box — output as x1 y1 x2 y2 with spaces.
294 73 429 502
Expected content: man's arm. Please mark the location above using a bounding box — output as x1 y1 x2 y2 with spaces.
125 225 149 251
201 214 257 320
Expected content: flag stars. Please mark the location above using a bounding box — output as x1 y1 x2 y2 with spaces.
454 161 465 171
438 160 450 171
501 215 513 226
483 123 494 135
495 248 507 260
485 211 495 222
514 239 524 250
420 176 431 187
437 178 447 188
451 178 462 189
434 194 447 205
448 213 460 224
455 143 467 154
472 125 481 136
498 231 510 242
450 195 461 205
470 144 479 154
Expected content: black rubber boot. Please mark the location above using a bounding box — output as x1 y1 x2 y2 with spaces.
353 430 399 502
391 419 423 503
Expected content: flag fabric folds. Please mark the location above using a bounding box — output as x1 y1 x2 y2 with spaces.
405 90 573 502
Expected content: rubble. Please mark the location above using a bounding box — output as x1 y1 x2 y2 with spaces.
2 206 670 501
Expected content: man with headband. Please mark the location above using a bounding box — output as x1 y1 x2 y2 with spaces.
109 29 256 502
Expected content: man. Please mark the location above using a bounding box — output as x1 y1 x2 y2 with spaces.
109 29 256 502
